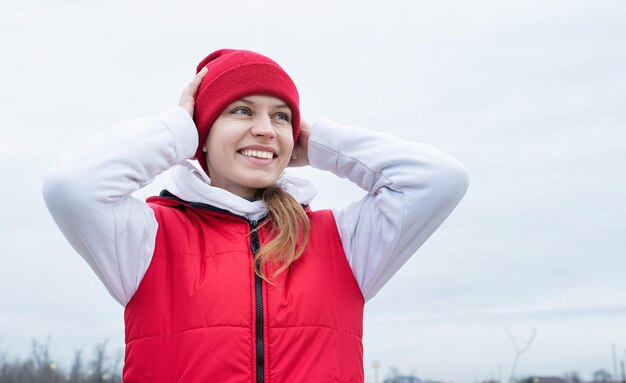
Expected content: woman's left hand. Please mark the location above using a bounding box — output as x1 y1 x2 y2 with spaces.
289 120 311 167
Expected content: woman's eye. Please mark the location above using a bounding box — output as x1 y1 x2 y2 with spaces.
275 113 290 122
232 107 251 116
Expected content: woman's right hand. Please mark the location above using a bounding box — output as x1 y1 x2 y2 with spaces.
178 67 208 117
289 119 311 167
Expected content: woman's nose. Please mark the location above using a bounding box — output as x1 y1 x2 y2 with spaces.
250 115 277 138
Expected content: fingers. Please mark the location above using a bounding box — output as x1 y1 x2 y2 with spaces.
186 67 208 96
298 119 311 136
289 119 311 167
179 67 208 116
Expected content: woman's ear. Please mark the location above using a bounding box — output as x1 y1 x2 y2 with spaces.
202 145 207 153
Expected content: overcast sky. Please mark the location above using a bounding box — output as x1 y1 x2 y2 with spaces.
1 1 625 382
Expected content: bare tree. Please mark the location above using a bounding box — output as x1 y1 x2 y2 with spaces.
563 371 583 383
592 368 612 383
31 338 58 383
86 340 123 383
110 347 124 380
69 349 84 383
30 339 51 369
388 366 401 379
506 327 537 383
89 341 108 383
0 338 122 383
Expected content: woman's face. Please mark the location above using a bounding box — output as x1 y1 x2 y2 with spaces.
203 95 294 200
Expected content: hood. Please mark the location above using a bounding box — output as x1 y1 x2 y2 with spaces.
163 160 318 221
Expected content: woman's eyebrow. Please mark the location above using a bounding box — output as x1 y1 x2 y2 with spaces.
238 98 289 110
238 98 254 105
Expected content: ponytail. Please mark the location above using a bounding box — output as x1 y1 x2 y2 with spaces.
254 185 310 281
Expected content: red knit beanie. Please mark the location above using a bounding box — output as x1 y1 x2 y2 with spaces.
193 49 300 172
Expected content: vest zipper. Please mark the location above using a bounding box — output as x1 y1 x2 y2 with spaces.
249 220 264 383
156 190 271 381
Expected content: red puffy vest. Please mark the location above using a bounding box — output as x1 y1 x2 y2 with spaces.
123 194 365 382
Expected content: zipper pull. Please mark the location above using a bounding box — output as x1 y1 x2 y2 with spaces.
249 219 260 255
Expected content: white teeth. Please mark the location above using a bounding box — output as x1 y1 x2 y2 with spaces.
240 149 274 159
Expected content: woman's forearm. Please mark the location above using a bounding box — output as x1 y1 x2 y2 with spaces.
308 117 469 301
42 107 198 305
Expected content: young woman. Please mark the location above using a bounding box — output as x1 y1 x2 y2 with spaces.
43 49 469 382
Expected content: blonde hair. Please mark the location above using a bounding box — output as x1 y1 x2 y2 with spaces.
254 185 310 281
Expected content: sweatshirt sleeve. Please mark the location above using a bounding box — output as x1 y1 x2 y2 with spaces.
308 117 469 302
42 107 198 306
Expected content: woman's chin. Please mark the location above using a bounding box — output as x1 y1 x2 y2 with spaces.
242 170 283 189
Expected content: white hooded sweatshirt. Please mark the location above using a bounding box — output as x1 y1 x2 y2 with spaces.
43 106 469 306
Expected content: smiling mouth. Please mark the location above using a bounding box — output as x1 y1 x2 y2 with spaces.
239 149 276 160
